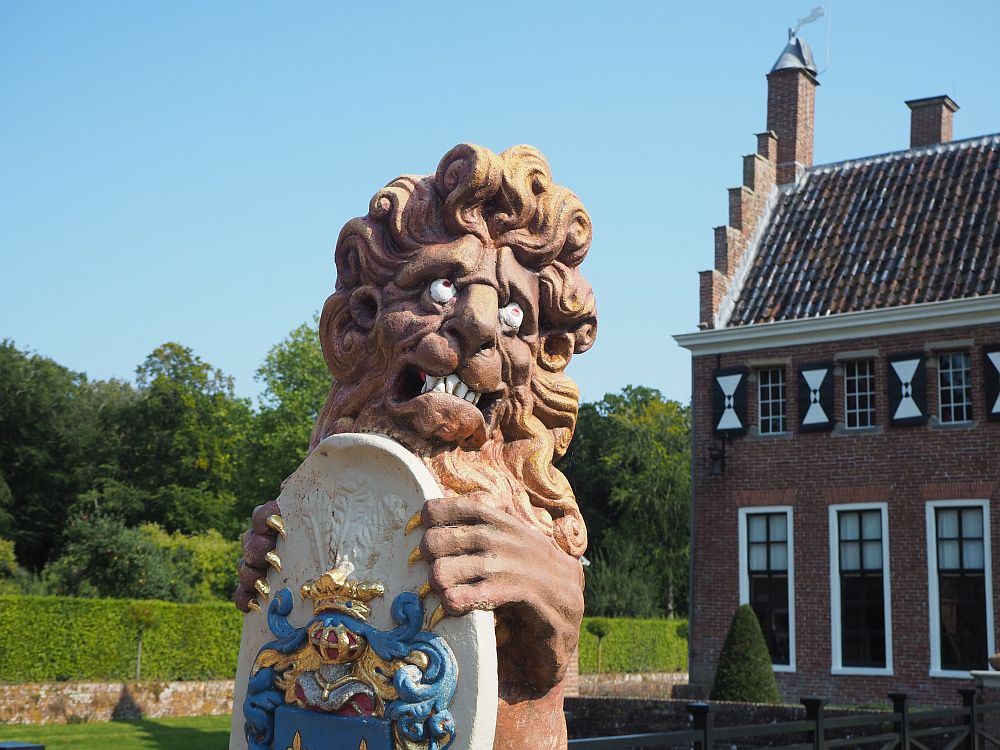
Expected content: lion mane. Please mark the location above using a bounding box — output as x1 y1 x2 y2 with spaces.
310 144 597 558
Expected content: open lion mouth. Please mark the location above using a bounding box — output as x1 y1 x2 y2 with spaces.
395 367 500 415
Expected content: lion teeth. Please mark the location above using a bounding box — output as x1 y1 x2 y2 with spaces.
420 372 482 405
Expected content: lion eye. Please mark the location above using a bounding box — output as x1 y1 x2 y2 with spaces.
499 302 523 330
429 279 456 304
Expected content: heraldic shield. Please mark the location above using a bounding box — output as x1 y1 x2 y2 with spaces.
230 433 498 750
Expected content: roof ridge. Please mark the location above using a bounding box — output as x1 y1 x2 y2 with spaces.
807 132 1000 175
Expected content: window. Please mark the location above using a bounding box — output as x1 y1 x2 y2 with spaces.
758 368 786 434
938 352 973 423
829 504 892 674
739 507 795 670
844 360 876 429
927 500 995 675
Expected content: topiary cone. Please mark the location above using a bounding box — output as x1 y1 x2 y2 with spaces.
710 604 780 703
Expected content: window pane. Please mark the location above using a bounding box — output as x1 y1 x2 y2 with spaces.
863 541 883 570
840 513 860 541
769 514 787 541
938 509 959 538
962 509 983 538
841 541 860 570
748 515 767 542
862 511 882 540
749 543 768 571
770 543 788 571
963 540 985 570
939 540 960 569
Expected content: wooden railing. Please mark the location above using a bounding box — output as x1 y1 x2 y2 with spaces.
569 689 1000 750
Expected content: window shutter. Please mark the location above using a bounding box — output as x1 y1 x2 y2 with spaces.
713 367 748 436
985 345 1000 422
798 363 834 432
887 353 927 426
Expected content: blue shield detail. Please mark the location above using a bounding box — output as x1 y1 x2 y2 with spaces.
274 705 393 750
245 587 458 750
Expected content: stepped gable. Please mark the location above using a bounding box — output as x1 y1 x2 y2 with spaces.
725 133 1000 327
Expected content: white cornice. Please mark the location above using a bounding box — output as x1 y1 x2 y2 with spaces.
674 295 1000 355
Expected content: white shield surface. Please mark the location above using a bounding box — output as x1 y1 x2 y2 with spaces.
229 432 498 750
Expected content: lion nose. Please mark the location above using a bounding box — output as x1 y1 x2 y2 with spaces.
448 284 498 358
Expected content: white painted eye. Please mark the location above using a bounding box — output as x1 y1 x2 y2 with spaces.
499 302 523 329
429 279 456 304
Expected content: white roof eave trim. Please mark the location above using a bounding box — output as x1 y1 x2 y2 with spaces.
674 294 1000 355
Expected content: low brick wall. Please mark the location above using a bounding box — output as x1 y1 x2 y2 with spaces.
578 672 688 698
0 680 235 725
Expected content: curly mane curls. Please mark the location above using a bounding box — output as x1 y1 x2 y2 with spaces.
311 144 597 558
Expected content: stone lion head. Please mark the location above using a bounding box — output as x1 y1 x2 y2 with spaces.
310 144 597 557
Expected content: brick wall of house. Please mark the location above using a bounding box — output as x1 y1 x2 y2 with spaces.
689 321 1000 706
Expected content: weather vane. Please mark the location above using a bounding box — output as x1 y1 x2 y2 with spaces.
791 6 824 38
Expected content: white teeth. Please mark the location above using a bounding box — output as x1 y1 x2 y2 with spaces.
419 371 482 405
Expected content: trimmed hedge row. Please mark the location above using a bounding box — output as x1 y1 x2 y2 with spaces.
0 595 243 682
0 596 687 682
578 617 688 674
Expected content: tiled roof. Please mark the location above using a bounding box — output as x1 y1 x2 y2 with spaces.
725 134 1000 327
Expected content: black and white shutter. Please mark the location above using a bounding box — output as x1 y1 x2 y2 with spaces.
985 345 1000 422
887 353 928 426
713 367 748 436
798 362 834 432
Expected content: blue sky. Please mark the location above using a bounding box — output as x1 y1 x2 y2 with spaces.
3 1 999 406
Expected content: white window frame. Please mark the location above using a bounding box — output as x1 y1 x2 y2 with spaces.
843 359 876 429
926 499 995 678
757 368 787 435
937 352 973 424
829 502 893 676
738 505 796 672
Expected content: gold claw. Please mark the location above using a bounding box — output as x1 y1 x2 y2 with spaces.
247 599 261 614
266 514 286 540
255 578 271 598
418 581 433 599
404 511 423 535
407 545 423 566
265 551 282 572
428 605 446 630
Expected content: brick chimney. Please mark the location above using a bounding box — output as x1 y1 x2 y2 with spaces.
767 33 820 184
697 35 817 328
905 95 959 148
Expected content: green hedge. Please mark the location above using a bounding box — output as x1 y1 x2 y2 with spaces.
0 596 686 682
0 595 243 682
578 616 687 674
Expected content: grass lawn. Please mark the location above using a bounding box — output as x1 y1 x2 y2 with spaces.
0 715 230 749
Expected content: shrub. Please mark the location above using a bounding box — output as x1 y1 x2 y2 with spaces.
710 604 780 703
0 595 242 682
578 616 687 674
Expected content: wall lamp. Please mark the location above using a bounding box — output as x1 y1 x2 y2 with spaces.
708 435 732 477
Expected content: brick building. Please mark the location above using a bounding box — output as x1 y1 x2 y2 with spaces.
675 32 1000 705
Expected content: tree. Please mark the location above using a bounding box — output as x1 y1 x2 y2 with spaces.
42 516 183 601
560 386 691 617
240 319 332 513
711 604 781 703
118 343 252 536
139 523 241 601
0 341 99 568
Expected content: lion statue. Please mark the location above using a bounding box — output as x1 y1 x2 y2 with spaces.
236 143 597 748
